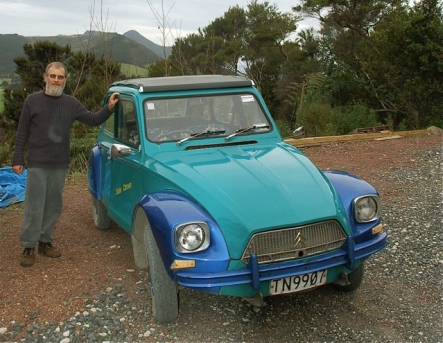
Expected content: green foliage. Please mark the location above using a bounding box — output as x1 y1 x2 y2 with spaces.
147 59 168 77
0 129 15 166
360 0 443 128
274 119 293 139
297 102 335 137
333 104 379 135
69 129 98 173
296 0 443 130
244 1 299 109
2 88 28 126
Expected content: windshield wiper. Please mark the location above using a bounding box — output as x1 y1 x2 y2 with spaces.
177 129 226 146
225 123 270 141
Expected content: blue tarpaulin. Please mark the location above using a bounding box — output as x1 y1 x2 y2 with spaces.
0 166 27 208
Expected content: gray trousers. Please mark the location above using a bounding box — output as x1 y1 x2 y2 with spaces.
20 167 68 248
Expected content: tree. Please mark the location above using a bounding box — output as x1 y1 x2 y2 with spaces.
164 5 248 76
294 0 443 129
146 0 177 76
243 1 299 111
167 33 205 75
201 6 248 75
276 28 322 126
361 0 443 128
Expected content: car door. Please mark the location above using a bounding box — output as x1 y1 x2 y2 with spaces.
101 96 142 232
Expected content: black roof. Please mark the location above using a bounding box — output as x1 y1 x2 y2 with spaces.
111 75 253 93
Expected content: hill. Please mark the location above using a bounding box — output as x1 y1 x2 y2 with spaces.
0 31 171 78
0 34 29 76
123 30 172 59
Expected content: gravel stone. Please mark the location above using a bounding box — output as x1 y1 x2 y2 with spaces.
1 137 441 342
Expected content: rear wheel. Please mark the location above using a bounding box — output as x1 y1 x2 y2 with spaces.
91 197 111 230
144 222 179 323
333 262 365 292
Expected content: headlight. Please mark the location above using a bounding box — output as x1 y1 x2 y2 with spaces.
175 222 210 253
353 195 381 223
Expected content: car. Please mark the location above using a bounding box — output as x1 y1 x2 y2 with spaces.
88 75 387 323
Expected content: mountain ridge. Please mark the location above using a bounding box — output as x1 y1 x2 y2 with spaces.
0 31 171 77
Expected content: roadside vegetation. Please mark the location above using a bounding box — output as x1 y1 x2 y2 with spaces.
0 88 4 113
0 0 442 172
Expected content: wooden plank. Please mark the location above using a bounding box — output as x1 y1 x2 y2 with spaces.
284 130 429 148
375 135 402 141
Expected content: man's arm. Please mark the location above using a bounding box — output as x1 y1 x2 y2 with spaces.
76 92 120 126
12 100 32 174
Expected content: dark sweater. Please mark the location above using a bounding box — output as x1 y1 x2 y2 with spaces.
12 91 112 169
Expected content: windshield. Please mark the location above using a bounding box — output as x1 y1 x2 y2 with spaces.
144 93 272 143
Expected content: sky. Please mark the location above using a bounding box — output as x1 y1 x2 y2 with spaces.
0 0 317 45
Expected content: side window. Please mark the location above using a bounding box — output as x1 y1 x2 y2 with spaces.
116 99 140 147
104 113 115 135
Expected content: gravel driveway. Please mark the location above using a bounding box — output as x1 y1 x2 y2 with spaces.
0 135 441 343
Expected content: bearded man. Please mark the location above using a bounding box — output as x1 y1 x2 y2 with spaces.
12 61 119 267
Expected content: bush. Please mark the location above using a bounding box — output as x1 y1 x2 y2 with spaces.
275 119 293 139
333 104 379 135
69 127 99 173
296 102 335 137
0 129 15 166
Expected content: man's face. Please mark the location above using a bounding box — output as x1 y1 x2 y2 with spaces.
44 67 67 96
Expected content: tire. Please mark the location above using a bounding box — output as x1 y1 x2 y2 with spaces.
91 197 111 230
144 222 179 323
333 262 365 292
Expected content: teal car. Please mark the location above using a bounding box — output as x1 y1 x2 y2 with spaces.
88 75 387 323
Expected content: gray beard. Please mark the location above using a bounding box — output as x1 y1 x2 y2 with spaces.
45 84 64 96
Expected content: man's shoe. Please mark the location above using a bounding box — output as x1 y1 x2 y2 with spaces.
20 248 36 267
38 242 62 258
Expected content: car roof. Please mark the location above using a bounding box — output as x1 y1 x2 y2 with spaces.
111 75 254 93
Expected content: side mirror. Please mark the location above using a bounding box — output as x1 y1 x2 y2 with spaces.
110 144 132 158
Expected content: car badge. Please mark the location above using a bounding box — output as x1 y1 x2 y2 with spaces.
294 231 306 249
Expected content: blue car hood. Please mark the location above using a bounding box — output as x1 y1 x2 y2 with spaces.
151 143 346 257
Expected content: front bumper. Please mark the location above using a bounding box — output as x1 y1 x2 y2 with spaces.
175 232 387 297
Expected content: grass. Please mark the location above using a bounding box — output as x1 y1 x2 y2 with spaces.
120 63 149 78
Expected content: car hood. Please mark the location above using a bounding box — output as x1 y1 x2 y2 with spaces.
150 143 346 257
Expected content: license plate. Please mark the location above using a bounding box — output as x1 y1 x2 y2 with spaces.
269 270 327 295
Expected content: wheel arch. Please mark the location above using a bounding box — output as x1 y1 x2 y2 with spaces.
323 170 379 218
131 206 149 269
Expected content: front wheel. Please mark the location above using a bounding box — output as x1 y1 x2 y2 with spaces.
333 262 365 292
144 222 179 323
91 197 111 230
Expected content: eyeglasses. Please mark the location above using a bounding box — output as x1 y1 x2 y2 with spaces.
47 74 66 80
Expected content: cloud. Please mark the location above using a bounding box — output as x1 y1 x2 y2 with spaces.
0 0 305 43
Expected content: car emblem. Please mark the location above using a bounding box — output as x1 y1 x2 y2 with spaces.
294 232 305 249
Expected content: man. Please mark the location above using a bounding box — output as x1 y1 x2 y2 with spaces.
12 61 119 267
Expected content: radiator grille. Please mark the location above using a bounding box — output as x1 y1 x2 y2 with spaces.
241 220 347 264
